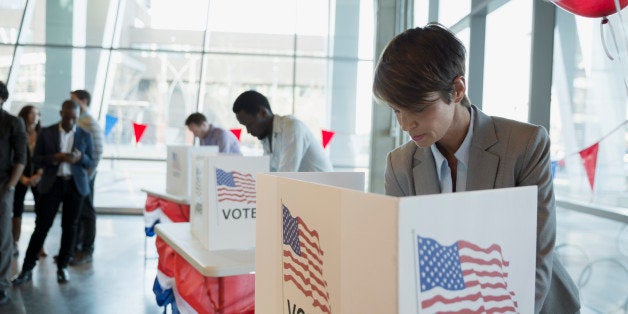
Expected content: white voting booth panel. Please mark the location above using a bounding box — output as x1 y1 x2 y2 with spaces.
256 174 537 314
190 155 269 251
166 145 219 197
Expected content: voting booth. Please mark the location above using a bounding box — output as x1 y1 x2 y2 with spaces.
166 145 219 197
256 174 537 313
190 155 270 251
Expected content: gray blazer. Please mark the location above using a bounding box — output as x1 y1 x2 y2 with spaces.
386 106 580 314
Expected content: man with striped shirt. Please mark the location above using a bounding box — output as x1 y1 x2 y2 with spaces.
69 90 103 265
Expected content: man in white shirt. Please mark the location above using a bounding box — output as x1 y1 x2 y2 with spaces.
13 100 93 285
232 90 332 172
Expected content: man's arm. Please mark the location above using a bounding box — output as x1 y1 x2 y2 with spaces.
70 131 94 170
5 117 27 191
87 116 104 167
517 126 555 313
5 164 25 192
217 129 242 155
275 122 307 172
385 152 405 197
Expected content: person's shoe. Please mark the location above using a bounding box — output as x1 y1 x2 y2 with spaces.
69 252 92 266
57 268 69 284
0 290 9 304
53 255 73 264
12 270 33 286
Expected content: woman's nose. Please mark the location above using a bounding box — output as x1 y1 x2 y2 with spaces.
398 113 415 131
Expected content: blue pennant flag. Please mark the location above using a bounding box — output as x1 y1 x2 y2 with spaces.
105 114 118 137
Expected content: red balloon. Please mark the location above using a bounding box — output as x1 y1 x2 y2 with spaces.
551 0 628 18
551 0 628 17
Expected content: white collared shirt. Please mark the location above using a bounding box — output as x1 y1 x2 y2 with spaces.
57 124 76 176
261 115 333 172
429 108 474 193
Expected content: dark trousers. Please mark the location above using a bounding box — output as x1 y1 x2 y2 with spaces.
13 181 40 218
0 188 14 290
75 175 96 254
23 177 84 270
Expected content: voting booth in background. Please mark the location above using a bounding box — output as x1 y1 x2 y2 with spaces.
190 155 269 251
166 145 219 197
256 174 537 314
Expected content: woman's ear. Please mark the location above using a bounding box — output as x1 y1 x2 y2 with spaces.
452 76 467 104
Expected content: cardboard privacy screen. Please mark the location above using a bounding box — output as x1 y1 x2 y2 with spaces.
256 174 537 313
267 172 365 192
166 145 219 197
190 155 269 251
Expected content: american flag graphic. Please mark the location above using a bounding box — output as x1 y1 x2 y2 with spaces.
215 168 256 204
417 236 518 313
282 204 331 313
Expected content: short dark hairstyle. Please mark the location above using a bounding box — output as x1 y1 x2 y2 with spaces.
71 89 91 106
232 90 272 115
62 99 80 111
185 112 207 126
18 105 41 132
0 81 8 101
373 23 470 109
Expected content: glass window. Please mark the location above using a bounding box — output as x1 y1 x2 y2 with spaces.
7 47 111 123
0 45 14 81
199 54 294 151
85 0 117 47
550 12 627 208
16 0 46 45
439 0 471 28
4 0 374 210
8 46 46 115
482 0 531 122
455 27 471 84
0 0 27 44
296 0 330 57
294 58 328 132
114 0 208 51
358 0 375 60
355 60 374 167
206 0 296 55
414 0 430 27
102 50 202 159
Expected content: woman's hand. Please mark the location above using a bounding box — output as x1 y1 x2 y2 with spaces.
19 176 30 186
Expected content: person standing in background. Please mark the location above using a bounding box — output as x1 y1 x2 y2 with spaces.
13 100 93 285
12 105 45 258
185 112 242 154
0 81 26 304
69 90 103 265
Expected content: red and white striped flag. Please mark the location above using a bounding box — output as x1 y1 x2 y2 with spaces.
282 204 331 313
417 236 519 313
215 168 256 204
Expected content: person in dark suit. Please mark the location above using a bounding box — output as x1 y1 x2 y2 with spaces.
13 100 93 285
0 81 26 304
373 24 580 313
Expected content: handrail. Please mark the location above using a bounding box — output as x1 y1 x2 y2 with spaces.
556 198 628 224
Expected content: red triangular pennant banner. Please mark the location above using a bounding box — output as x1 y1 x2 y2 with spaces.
230 128 242 142
321 130 335 149
579 143 599 190
133 122 148 144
